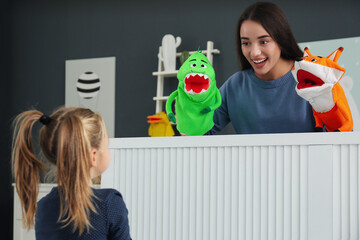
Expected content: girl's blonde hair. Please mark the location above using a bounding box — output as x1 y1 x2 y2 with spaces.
11 107 106 235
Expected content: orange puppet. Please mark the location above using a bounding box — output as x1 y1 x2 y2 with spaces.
292 47 353 132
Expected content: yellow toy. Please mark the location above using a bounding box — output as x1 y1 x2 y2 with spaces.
147 111 175 137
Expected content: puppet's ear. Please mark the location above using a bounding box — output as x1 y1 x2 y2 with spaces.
327 47 344 63
303 47 311 57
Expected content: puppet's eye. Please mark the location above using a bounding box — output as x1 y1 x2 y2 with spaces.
201 64 207 68
311 58 317 62
191 63 196 68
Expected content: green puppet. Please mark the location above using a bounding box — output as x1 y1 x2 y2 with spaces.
165 51 222 135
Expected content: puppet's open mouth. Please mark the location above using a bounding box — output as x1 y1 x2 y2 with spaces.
184 73 210 94
296 69 324 89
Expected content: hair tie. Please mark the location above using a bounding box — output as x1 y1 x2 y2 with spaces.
39 114 51 125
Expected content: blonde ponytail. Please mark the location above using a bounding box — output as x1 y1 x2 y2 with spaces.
12 107 106 235
11 110 46 229
56 113 97 234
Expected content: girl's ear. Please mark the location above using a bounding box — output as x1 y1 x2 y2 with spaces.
90 148 97 167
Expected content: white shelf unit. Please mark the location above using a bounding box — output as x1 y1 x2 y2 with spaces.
152 41 220 113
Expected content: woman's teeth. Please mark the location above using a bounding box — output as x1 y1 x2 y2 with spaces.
253 59 267 64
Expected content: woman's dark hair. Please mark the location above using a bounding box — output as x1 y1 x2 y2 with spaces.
236 2 303 70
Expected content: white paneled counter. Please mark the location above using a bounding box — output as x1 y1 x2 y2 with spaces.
102 132 360 240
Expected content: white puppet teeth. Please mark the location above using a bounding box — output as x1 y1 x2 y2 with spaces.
184 88 208 95
185 73 210 80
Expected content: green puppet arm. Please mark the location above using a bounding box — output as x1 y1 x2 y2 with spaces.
200 89 222 114
165 90 178 123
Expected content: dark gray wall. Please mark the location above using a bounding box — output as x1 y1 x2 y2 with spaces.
8 0 360 138
3 0 360 238
1 0 12 239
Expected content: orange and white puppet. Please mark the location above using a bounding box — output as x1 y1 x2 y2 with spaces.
292 47 353 132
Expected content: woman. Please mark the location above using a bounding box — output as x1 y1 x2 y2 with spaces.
209 2 317 134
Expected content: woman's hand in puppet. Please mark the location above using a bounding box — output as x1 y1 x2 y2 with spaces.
295 83 335 113
292 47 346 113
292 47 353 132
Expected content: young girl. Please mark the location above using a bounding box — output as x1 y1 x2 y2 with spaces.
11 107 131 239
208 2 352 134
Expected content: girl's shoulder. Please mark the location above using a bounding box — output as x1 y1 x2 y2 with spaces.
93 188 124 201
92 188 128 215
37 187 59 210
93 188 128 208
